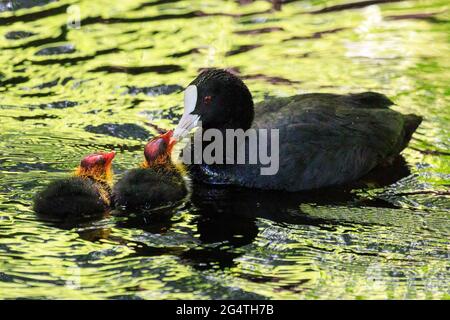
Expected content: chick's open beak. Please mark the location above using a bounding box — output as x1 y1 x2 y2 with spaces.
160 130 177 152
103 151 116 165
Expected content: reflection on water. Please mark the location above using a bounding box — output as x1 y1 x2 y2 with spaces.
0 0 449 299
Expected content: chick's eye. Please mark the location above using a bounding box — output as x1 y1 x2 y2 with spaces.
203 95 212 105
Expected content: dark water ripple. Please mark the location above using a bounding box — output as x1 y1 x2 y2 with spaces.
124 84 183 97
84 123 150 140
0 3 68 24
35 44 76 56
90 65 184 75
4 30 36 39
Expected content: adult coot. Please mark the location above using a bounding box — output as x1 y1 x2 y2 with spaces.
173 68 422 191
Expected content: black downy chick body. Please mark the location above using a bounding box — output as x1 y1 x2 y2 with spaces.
33 151 115 219
113 130 187 211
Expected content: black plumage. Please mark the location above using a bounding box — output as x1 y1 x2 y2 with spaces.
175 68 422 191
33 151 115 219
112 165 187 211
33 177 110 219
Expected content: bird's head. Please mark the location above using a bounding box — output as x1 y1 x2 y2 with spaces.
173 68 254 139
75 151 115 184
143 130 176 168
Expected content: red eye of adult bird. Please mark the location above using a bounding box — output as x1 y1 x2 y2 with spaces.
203 95 212 105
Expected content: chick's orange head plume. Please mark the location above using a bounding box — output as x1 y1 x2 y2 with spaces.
144 130 176 164
80 151 116 169
75 151 115 184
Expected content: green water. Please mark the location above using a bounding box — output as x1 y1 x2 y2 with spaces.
0 0 449 299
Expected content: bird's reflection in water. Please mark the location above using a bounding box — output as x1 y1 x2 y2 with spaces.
38 156 411 270
179 155 411 270
79 206 187 256
115 206 179 234
37 210 112 242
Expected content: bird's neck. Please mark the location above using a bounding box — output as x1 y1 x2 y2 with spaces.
141 156 180 173
74 166 113 187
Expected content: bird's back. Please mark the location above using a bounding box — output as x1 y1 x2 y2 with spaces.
112 167 187 210
33 177 108 218
188 92 422 191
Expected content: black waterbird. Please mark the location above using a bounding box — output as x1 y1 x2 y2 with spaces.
173 68 422 191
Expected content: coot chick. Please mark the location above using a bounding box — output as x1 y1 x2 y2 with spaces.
173 68 422 191
34 151 115 219
112 130 187 211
